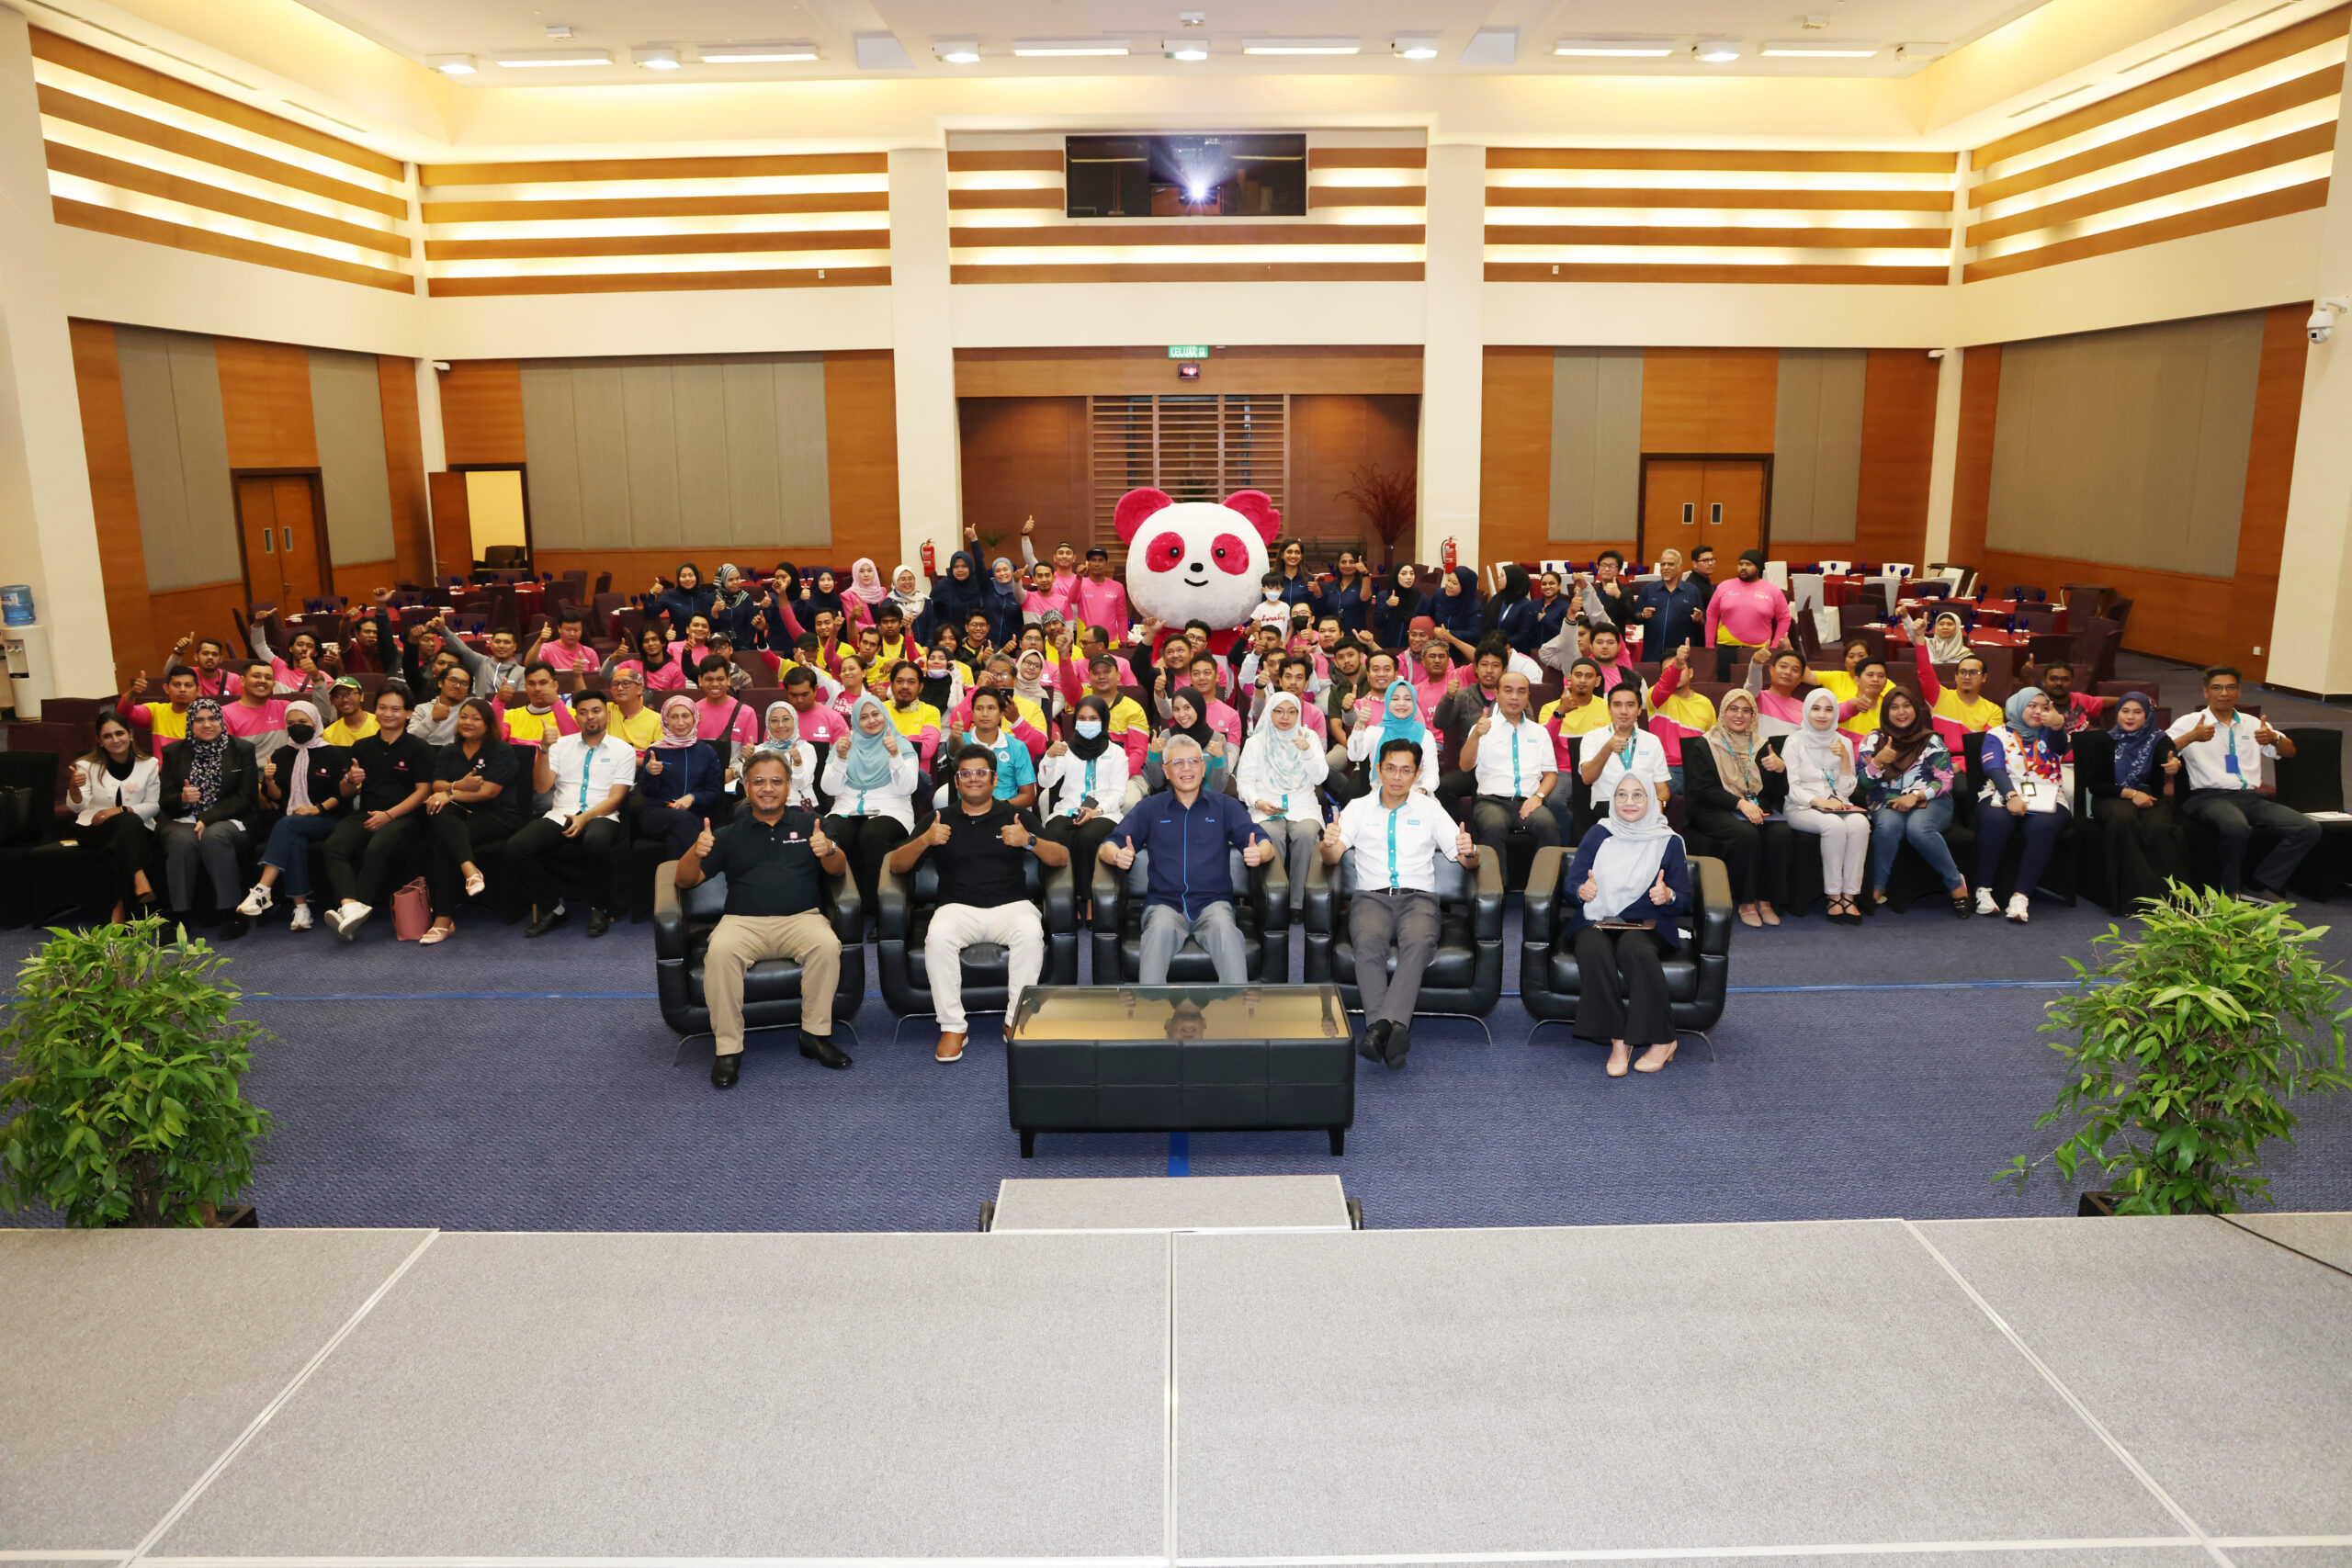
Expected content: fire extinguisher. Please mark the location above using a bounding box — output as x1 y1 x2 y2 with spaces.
1442 536 1458 571
920 538 937 578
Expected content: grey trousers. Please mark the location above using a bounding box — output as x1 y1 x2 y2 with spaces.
156 818 252 912
1139 899 1249 984
1256 818 1321 905
1350 887 1441 1026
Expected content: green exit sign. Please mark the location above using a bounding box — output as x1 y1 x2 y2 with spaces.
1168 345 1210 359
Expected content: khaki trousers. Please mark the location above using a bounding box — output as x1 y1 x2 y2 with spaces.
703 909 842 1055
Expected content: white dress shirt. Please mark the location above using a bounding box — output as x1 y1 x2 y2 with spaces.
1336 790 1465 893
1468 713 1555 800
74 756 161 826
541 733 637 823
1579 727 1670 797
2166 709 2277 794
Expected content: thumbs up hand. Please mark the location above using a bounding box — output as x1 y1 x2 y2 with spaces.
1473 712 1493 739
692 817 716 857
1649 869 1674 906
1578 869 1600 903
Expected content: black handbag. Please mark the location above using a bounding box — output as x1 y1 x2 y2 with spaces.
0 783 42 845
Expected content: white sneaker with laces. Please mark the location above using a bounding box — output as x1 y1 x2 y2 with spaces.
288 904 313 931
1974 887 1999 917
2006 893 2031 923
336 902 371 942
236 884 273 917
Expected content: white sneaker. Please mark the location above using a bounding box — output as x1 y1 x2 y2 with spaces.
335 902 371 942
288 904 313 931
1974 887 1999 917
235 885 273 917
2006 893 2031 923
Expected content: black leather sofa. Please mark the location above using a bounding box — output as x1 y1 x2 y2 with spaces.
1301 849 1505 1018
1089 847 1289 982
652 857 865 1037
876 852 1080 1019
1519 846 1735 1032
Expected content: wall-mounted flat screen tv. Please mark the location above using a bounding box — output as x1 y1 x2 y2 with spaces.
1064 133 1307 218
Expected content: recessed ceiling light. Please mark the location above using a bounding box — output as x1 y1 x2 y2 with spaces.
1012 38 1132 56
854 33 914 68
1241 37 1360 55
1692 39 1743 62
1760 40 1881 56
426 52 477 74
545 23 574 41
933 39 980 63
1460 27 1517 64
1162 39 1210 60
700 40 822 62
630 45 681 69
1393 35 1441 60
1554 37 1675 57
491 47 613 67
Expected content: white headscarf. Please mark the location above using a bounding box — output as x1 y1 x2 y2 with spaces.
1784 687 1854 801
888 565 929 624
1926 611 1969 663
1585 773 1676 922
1245 691 1320 799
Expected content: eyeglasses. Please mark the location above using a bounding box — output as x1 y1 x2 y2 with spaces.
955 767 993 780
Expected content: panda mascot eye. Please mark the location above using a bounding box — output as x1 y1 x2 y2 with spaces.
1146 532 1185 571
1209 533 1251 575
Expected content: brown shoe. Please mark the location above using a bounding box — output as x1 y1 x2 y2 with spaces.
935 1032 967 1063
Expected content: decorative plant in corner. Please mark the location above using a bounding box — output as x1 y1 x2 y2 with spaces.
2004 885 2347 1214
0 918 270 1227
1339 457 1417 570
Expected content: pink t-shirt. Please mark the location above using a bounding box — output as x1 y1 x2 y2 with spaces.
1070 576 1130 634
540 639 600 672
790 701 847 750
695 695 760 746
221 698 288 738
1705 579 1792 649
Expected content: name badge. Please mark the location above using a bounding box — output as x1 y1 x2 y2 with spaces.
2020 781 2039 799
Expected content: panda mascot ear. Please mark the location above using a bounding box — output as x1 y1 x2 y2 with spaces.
1114 488 1175 544
1223 490 1282 543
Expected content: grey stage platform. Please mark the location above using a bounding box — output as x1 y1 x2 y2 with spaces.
3 1212 2347 1565
990 1172 1352 1232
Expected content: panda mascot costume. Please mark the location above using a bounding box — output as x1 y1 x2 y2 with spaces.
1111 485 1282 657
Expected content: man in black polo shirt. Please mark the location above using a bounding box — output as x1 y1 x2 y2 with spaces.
675 749 852 1089
884 743 1069 1063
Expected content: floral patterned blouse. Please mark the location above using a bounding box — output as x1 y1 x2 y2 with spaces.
1859 731 1954 806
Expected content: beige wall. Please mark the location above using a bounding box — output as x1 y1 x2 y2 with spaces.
1771 349 1868 545
1986 311 2267 578
1547 348 1644 544
308 346 395 568
112 326 237 592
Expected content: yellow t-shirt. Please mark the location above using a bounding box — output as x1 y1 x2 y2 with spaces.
1651 686 1717 731
141 703 189 744
1540 694 1611 736
607 702 662 751
1102 694 1149 739
324 713 379 747
501 708 563 747
1838 690 1886 738
1816 670 1860 704
888 699 942 745
1933 690 2003 732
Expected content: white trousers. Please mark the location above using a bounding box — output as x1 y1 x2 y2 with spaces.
925 901 1046 1032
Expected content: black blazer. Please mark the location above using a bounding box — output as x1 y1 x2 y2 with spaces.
262 744 351 816
159 736 260 826
1680 734 1791 818
2075 728 2178 802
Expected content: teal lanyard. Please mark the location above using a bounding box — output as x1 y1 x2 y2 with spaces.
575 741 592 811
1510 726 1522 795
1385 802 1400 888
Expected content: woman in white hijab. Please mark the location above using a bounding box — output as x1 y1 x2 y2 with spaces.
751 699 820 811
1781 685 1869 924
1565 772 1691 1077
1235 690 1329 897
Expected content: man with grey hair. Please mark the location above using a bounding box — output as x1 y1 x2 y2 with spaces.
1102 732 1274 983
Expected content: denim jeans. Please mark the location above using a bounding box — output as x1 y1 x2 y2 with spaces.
258 811 342 900
1869 794 1963 893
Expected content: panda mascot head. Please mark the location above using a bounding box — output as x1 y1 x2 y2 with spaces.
1114 487 1281 640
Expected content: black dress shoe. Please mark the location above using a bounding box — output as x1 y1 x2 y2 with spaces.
217 916 249 941
586 907 612 938
1358 1019 1391 1063
711 1051 741 1089
1385 1022 1411 1070
799 1032 853 1069
526 907 569 938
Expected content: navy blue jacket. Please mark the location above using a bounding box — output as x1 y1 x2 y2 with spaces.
1321 575 1377 637
1561 829 1693 952
1630 579 1711 659
650 583 717 631
638 740 726 817
1107 788 1268 920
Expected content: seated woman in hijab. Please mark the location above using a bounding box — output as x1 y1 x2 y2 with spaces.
636 694 728 862
925 551 989 648
820 692 922 918
1679 687 1791 928
916 644 967 730
750 699 821 813
1373 563 1428 650
2081 691 2188 908
1782 687 1871 925
1482 564 1541 656
985 557 1028 647
1858 686 1971 917
156 698 261 928
233 699 344 932
1236 691 1329 898
1974 687 2070 924
1145 689 1232 794
1562 773 1694 1077
1038 694 1132 881
889 564 932 638
1346 679 1438 797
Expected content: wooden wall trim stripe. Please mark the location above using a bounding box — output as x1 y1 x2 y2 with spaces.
952 262 1423 284
1960 179 2328 280
424 229 891 261
1972 64 2342 205
1485 223 1949 249
52 196 413 291
1309 186 1430 208
423 191 889 223
30 28 405 181
1488 147 1956 175
1973 4 2351 167
1306 147 1428 168
1487 262 1949 285
1488 186 1951 212
36 84 409 218
950 222 1424 248
948 187 1063 209
1966 121 2336 245
427 266 891 297
419 152 887 186
946 150 1064 172
45 141 410 256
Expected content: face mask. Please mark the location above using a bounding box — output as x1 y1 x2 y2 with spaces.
285 724 314 745
1075 719 1103 739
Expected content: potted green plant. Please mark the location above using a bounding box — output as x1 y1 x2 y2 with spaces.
0 917 271 1227
2004 885 2348 1215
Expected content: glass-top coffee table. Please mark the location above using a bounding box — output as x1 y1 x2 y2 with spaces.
1005 985 1355 1157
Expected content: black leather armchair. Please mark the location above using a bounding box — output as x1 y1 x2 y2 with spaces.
1090 847 1289 982
1301 849 1505 1017
652 857 865 1036
876 853 1080 1017
1520 845 1734 1032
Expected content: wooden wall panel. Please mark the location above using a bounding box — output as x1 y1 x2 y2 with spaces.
328 558 401 604
1948 345 2001 569
145 581 251 666
1480 347 1557 568
957 397 1089 551
214 337 317 470
2227 303 2311 681
956 345 1423 398
1288 393 1421 547
377 356 431 585
437 360 526 467
823 351 900 574
1640 348 1779 453
1853 348 1940 567
69 320 156 684
1979 549 2228 665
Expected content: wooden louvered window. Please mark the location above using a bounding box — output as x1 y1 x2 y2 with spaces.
1089 393 1287 553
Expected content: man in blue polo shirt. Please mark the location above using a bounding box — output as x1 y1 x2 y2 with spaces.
1100 733 1272 983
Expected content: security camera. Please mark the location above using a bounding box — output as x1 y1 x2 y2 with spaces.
2308 298 2349 345
432 360 453 372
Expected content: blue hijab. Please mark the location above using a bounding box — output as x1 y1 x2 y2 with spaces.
842 693 898 793
2107 692 2162 791
930 550 989 628
1435 565 1484 643
1373 679 1427 765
